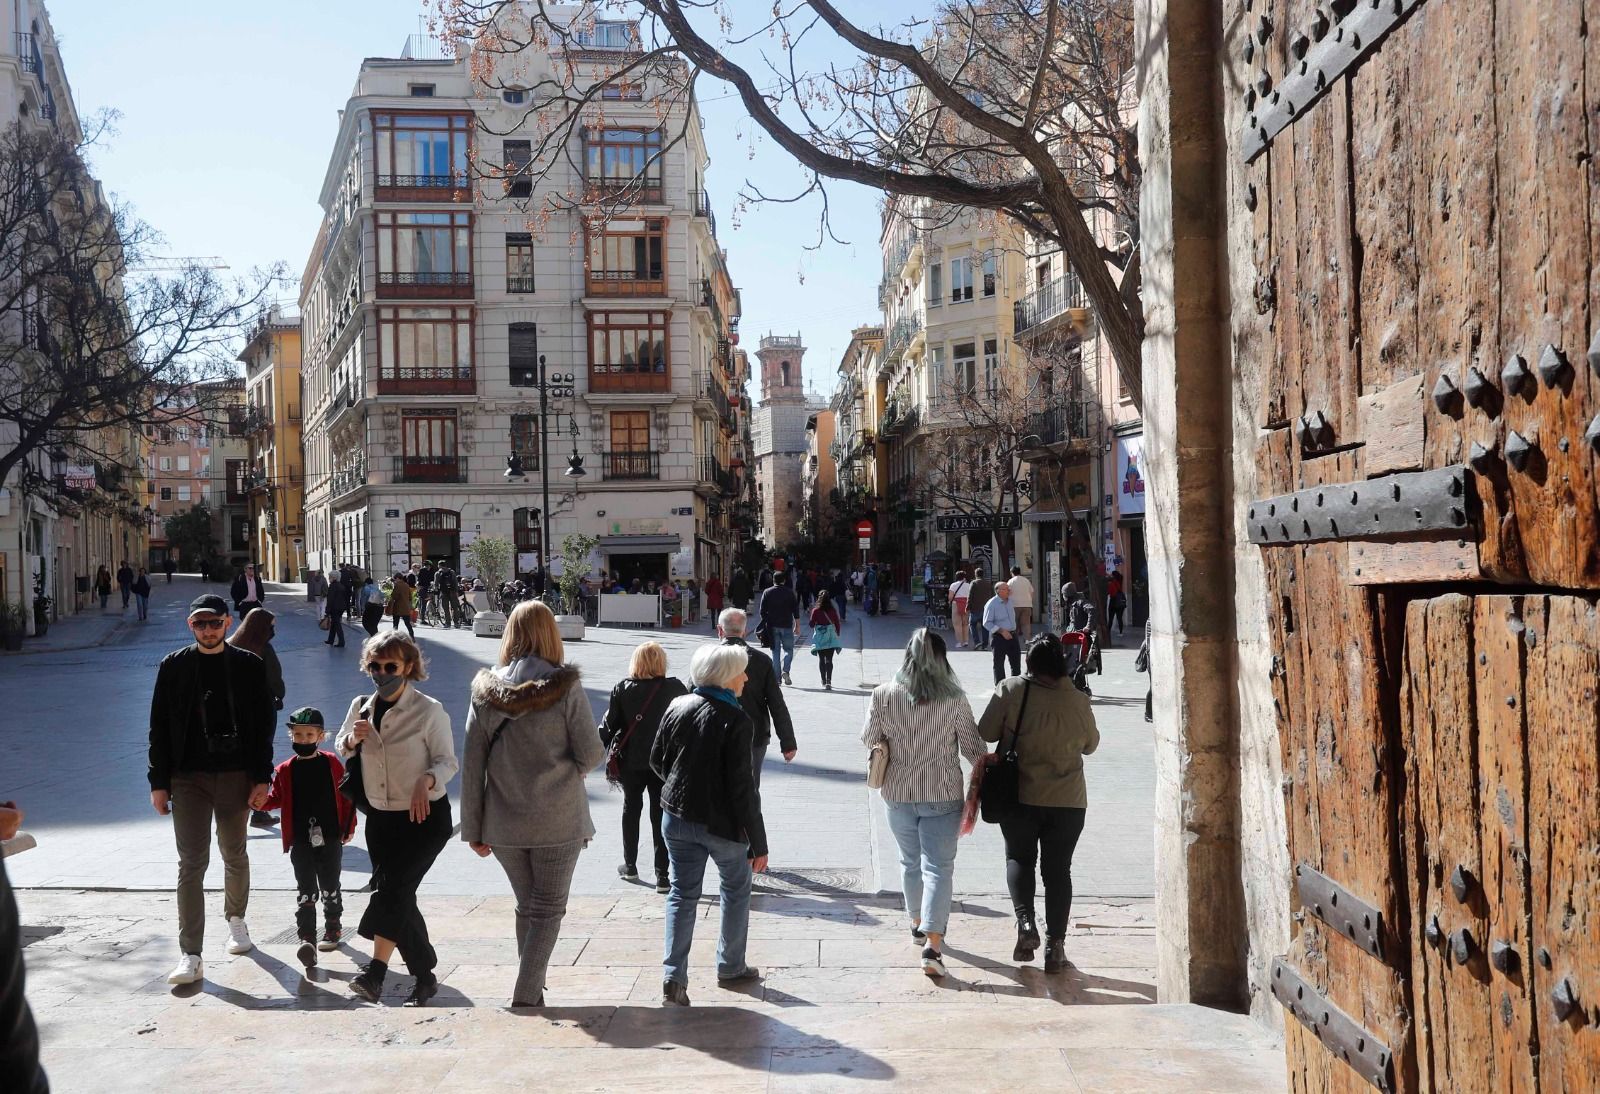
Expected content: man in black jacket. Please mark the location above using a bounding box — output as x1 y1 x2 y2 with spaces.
716 608 797 790
757 570 801 685
148 594 275 987
323 573 349 648
230 563 267 619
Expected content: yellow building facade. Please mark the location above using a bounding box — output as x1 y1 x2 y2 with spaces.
239 308 305 582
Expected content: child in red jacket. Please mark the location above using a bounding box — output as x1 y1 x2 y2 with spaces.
263 707 357 967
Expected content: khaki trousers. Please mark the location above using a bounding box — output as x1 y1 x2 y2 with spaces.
171 770 252 955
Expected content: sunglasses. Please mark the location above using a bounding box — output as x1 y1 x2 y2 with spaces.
366 660 404 675
190 618 228 630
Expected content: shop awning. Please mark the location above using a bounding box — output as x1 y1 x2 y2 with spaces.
599 534 682 555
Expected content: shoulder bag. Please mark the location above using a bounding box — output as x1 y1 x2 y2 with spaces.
866 737 891 789
605 680 665 786
337 700 374 815
979 681 1032 824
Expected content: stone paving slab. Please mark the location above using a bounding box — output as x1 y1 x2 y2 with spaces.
18 889 1283 1092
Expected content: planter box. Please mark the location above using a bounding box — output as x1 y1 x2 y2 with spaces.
557 614 586 641
472 611 507 638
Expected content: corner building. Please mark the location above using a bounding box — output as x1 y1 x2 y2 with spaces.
300 16 745 588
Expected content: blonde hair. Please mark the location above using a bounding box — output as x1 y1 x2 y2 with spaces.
360 631 427 681
500 601 564 666
629 640 668 679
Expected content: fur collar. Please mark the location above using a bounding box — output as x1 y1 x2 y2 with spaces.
471 664 580 714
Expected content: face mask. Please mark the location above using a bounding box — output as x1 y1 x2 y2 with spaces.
372 673 406 699
292 741 319 758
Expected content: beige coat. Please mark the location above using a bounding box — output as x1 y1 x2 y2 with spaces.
335 685 458 810
977 674 1099 808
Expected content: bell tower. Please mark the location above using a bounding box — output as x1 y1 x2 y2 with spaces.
756 334 806 403
751 334 810 549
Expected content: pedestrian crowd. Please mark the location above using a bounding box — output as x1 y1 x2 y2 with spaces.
142 562 1104 1009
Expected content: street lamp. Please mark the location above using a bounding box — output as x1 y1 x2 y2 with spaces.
503 355 585 584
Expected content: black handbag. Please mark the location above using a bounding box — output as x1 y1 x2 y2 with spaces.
337 702 374 815
979 681 1032 825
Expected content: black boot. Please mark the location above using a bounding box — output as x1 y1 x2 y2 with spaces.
1043 936 1067 973
349 958 387 1001
1014 912 1041 962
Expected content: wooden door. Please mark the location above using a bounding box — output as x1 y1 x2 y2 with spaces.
1239 0 1600 1089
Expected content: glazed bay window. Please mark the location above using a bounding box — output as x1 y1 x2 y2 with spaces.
399 411 462 483
588 309 669 393
603 410 658 480
506 233 534 293
953 341 977 396
950 256 975 302
982 252 998 297
586 218 665 296
510 414 540 472
582 127 663 202
983 338 999 396
377 211 473 298
374 112 471 198
377 306 475 394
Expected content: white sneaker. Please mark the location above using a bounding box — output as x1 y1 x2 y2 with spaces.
226 916 254 955
167 953 203 984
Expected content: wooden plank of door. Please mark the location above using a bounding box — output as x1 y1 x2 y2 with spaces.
1400 593 1488 1091
1526 595 1600 1085
1405 0 1520 581
1473 595 1538 1090
1348 28 1419 398
1264 91 1303 432
1494 0 1600 587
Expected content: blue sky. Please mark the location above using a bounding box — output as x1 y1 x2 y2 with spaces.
52 1 894 399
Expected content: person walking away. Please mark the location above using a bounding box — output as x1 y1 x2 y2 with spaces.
727 567 751 612
978 635 1100 972
231 563 267 619
862 629 986 978
414 562 435 625
716 609 797 790
132 567 152 621
850 567 864 605
758 570 801 685
231 607 286 828
1107 570 1127 637
1008 566 1035 642
795 569 814 612
359 575 384 637
148 594 275 986
462 602 603 1007
704 573 724 627
948 571 973 648
809 590 844 690
435 564 460 628
968 568 993 651
164 557 177 583
117 561 134 609
95 565 112 611
388 572 416 636
307 569 328 619
984 580 1021 683
599 641 689 893
199 557 211 582
828 569 849 621
863 564 880 615
1139 620 1153 723
260 707 356 967
336 632 459 1006
324 571 349 648
651 643 769 1006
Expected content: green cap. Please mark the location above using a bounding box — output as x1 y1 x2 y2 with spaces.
287 706 325 728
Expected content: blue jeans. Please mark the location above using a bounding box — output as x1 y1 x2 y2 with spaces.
970 611 988 648
768 628 795 675
884 800 962 937
661 813 753 984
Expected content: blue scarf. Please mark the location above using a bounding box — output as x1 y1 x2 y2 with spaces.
694 685 739 708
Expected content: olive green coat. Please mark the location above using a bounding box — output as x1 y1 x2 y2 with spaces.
977 674 1100 808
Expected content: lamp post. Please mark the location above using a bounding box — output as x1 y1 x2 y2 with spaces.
505 354 585 601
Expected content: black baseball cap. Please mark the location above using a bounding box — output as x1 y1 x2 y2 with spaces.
188 594 230 618
287 706 325 729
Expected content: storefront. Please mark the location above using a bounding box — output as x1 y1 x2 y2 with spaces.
599 533 681 588
1112 431 1148 628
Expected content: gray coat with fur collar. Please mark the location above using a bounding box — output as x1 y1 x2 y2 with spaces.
461 657 604 848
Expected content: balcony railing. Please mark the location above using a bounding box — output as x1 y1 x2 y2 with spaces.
377 367 475 396
242 405 273 435
601 450 659 481
506 275 535 293
329 463 367 499
688 189 717 239
586 268 667 296
695 278 724 331
394 455 467 484
1013 273 1088 338
696 456 738 496
883 315 922 361
16 33 42 81
590 361 669 394
374 174 471 202
1023 401 1092 450
377 271 474 299
582 174 663 205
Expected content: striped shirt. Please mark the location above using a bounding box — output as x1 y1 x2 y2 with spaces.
861 683 987 803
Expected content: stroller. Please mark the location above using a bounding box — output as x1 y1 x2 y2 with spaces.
1060 630 1098 695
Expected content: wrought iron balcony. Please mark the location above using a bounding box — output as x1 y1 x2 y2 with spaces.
506 275 535 293
241 405 273 435
375 173 469 190
1021 401 1092 453
688 189 716 239
328 464 368 499
601 451 659 481
582 173 663 205
377 367 475 396
882 315 922 361
695 278 724 331
1013 273 1089 339
377 271 473 299
394 455 467 484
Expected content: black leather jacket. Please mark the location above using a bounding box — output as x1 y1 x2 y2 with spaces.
651 692 768 857
147 644 275 791
599 676 690 775
720 638 795 750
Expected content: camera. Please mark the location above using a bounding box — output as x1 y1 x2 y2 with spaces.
207 733 241 754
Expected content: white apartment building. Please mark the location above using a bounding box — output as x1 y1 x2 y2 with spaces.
299 13 745 590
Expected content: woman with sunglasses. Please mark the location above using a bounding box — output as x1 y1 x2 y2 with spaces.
335 632 458 1006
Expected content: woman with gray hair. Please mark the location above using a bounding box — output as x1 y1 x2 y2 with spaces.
649 642 769 1007
861 628 986 978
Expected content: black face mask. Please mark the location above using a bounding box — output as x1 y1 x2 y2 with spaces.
292 742 319 758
